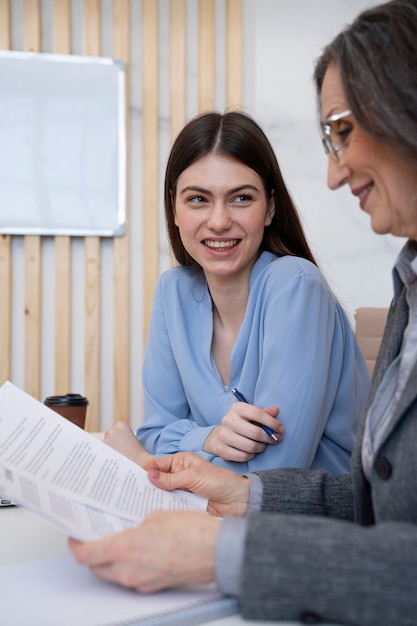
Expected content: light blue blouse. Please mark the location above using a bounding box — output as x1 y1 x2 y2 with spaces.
137 252 370 475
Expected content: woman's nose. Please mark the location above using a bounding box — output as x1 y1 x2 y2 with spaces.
327 156 350 190
207 202 232 230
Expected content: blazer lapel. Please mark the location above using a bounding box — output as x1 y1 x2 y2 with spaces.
370 286 417 444
352 287 410 525
390 358 417 424
368 288 409 404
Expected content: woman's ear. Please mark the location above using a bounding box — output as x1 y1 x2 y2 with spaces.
265 191 275 225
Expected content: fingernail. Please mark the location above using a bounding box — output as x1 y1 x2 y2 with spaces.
149 469 160 479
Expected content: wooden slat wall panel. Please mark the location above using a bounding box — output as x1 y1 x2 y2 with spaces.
84 239 100 432
168 0 186 267
83 0 101 431
0 233 11 386
198 0 215 112
226 0 242 109
53 0 72 395
142 0 159 345
2 0 244 430
0 0 11 387
113 0 130 422
170 0 186 142
0 0 10 49
23 0 42 400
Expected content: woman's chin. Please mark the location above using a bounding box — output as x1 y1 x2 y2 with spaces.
370 217 392 237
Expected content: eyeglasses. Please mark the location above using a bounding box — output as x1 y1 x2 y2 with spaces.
320 110 352 161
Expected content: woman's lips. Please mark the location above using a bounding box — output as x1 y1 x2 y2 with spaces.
353 182 373 210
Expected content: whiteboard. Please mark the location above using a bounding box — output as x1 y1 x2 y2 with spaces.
0 50 126 236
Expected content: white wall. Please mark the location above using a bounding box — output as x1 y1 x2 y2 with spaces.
242 0 405 324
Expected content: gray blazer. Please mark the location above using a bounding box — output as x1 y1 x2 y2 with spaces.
241 287 417 626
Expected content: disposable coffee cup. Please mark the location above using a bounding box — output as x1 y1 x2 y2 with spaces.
44 393 89 429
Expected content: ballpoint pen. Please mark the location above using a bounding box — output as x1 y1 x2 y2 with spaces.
231 387 278 442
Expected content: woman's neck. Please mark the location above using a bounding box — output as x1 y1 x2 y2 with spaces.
209 275 249 387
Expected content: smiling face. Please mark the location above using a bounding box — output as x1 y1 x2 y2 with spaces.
321 62 417 240
173 153 274 284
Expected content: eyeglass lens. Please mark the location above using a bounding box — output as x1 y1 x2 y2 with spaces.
320 110 351 159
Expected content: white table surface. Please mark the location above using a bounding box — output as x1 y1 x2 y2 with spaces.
0 505 341 626
0 429 338 625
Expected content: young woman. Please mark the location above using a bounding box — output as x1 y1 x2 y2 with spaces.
106 111 369 475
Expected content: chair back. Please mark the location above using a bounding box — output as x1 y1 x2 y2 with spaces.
355 307 389 378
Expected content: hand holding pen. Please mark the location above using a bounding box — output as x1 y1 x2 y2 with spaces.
203 388 283 462
232 388 281 442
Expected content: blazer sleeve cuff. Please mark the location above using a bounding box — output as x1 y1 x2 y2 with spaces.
216 517 248 596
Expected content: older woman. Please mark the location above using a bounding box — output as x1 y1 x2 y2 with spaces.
70 2 417 624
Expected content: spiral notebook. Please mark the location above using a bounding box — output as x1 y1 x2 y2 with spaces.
0 494 16 506
0 555 239 626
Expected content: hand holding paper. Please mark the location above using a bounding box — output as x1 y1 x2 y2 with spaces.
0 381 207 541
144 452 251 518
70 508 220 593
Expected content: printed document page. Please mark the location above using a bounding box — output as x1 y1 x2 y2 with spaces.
0 381 207 541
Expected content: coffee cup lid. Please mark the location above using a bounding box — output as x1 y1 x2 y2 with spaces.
44 393 89 407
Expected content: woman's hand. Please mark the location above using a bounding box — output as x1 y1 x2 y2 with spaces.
69 452 247 593
69 510 220 593
203 403 284 462
144 452 250 518
103 422 154 466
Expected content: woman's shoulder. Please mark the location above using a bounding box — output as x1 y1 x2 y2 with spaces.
251 253 337 310
158 264 195 283
255 253 351 329
157 265 207 299
256 251 324 284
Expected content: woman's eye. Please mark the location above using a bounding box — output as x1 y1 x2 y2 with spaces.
336 124 352 143
188 195 207 205
233 194 252 204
